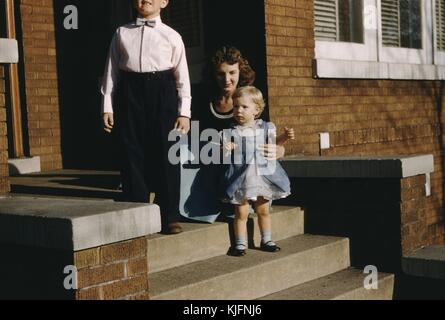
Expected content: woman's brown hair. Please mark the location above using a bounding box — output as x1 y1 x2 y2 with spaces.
205 46 256 97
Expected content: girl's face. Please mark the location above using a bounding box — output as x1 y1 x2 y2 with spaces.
134 0 168 19
215 62 240 96
233 96 259 126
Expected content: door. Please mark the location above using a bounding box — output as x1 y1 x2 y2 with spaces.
54 0 134 170
53 0 268 170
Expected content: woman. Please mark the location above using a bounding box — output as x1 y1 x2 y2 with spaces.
179 46 293 223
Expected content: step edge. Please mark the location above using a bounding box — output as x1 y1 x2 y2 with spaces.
149 236 350 299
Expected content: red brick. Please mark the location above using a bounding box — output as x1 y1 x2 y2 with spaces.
100 238 146 264
101 275 148 300
127 258 148 276
77 263 125 289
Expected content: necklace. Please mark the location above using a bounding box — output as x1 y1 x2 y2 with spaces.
209 102 233 119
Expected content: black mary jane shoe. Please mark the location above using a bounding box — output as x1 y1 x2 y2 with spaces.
229 247 246 257
260 241 281 252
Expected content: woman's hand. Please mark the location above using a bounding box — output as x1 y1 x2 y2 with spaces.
258 144 285 160
103 113 114 133
174 116 190 135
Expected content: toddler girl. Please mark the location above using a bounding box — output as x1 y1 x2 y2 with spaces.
221 86 291 256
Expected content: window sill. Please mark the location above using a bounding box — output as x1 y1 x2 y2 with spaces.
313 58 445 80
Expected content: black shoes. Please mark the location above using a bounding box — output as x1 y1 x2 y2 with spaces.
229 241 281 256
260 241 281 252
229 247 246 257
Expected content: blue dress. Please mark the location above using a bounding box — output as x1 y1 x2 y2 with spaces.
221 120 291 204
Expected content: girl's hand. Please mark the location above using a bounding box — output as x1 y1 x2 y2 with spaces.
223 142 237 157
174 116 190 135
284 127 295 140
276 127 295 146
103 113 114 133
258 144 285 160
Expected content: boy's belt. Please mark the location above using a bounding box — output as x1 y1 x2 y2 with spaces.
121 69 174 81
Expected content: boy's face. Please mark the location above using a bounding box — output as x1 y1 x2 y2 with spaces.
233 96 260 126
133 0 168 19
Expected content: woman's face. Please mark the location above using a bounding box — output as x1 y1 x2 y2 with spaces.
215 62 240 95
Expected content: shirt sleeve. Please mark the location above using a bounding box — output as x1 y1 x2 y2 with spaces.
171 36 192 118
100 29 121 114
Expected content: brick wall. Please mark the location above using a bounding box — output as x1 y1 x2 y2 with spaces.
75 237 149 300
400 175 428 254
264 0 445 248
20 0 62 171
0 237 149 299
0 66 9 194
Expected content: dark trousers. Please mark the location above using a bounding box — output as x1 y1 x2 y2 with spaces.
118 70 180 227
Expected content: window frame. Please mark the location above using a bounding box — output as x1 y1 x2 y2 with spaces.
313 0 445 80
315 0 378 62
433 0 445 65
377 0 433 65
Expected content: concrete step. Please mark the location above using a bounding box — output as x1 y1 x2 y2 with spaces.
259 268 394 300
149 234 350 300
147 206 304 273
0 196 160 251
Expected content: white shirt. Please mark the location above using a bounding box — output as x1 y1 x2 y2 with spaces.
101 15 192 118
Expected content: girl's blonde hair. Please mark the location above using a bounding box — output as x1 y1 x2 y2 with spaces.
232 86 265 119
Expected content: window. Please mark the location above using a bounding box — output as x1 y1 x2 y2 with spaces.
315 0 363 43
434 0 445 64
378 0 431 64
436 0 445 50
315 0 377 61
313 0 443 79
381 0 422 49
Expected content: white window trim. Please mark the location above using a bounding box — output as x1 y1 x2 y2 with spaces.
377 0 432 65
314 0 445 80
315 0 378 62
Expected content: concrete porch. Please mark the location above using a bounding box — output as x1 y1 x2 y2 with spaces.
0 154 437 299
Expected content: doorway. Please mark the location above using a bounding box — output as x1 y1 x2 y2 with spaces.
53 0 267 170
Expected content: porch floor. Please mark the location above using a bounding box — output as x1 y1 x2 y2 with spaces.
9 169 122 201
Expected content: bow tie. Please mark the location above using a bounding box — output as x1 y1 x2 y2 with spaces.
136 18 156 27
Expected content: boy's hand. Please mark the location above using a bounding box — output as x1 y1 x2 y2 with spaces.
103 113 114 133
174 116 190 135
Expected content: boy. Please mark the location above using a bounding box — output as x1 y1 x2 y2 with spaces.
101 0 191 234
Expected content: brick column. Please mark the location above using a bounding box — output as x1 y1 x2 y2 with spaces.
20 0 62 171
400 175 428 255
0 66 10 194
0 197 159 299
75 238 150 300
